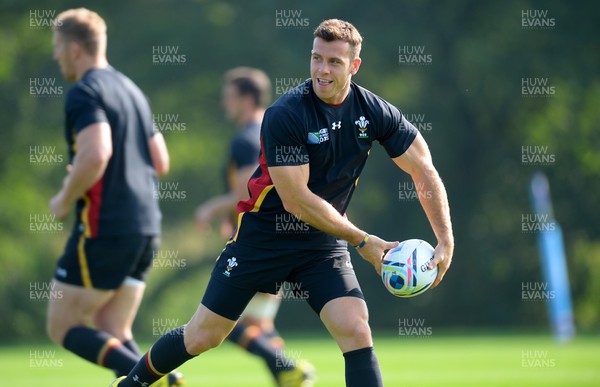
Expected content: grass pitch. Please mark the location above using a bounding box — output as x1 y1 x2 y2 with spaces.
4 333 599 386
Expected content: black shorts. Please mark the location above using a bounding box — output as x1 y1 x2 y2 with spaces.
54 225 158 290
201 242 364 320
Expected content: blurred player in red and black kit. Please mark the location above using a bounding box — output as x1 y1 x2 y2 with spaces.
46 8 182 386
113 19 453 387
195 67 315 386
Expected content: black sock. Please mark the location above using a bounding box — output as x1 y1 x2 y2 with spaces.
62 326 138 377
261 328 280 340
263 328 285 349
111 339 143 377
122 339 143 356
228 322 293 378
343 347 383 387
227 323 247 343
120 326 195 387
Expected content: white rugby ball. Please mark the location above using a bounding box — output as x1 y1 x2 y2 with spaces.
381 239 437 298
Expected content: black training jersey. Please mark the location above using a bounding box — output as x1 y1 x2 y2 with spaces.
64 66 161 237
234 80 417 250
230 121 261 170
223 121 261 223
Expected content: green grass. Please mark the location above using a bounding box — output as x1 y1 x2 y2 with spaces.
4 333 599 386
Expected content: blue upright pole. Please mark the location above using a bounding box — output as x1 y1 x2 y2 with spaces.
529 172 575 342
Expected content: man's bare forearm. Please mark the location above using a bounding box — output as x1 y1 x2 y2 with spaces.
413 168 453 246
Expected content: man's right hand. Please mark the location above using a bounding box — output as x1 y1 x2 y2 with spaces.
355 234 399 276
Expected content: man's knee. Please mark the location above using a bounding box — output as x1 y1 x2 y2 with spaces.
183 326 227 355
330 319 373 353
321 297 373 350
93 314 129 340
333 317 372 341
183 305 237 355
46 281 113 345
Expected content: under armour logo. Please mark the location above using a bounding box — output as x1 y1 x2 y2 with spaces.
331 121 341 130
133 375 149 387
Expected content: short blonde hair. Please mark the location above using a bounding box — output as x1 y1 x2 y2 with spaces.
313 19 363 59
54 8 107 56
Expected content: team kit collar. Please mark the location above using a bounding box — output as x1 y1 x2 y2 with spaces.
308 82 371 140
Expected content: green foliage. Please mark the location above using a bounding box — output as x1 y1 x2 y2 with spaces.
571 239 600 329
1 0 599 340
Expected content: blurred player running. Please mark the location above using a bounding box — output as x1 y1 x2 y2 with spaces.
47 8 182 386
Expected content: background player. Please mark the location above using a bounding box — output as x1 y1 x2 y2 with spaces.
195 67 314 386
112 18 453 387
46 8 182 386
